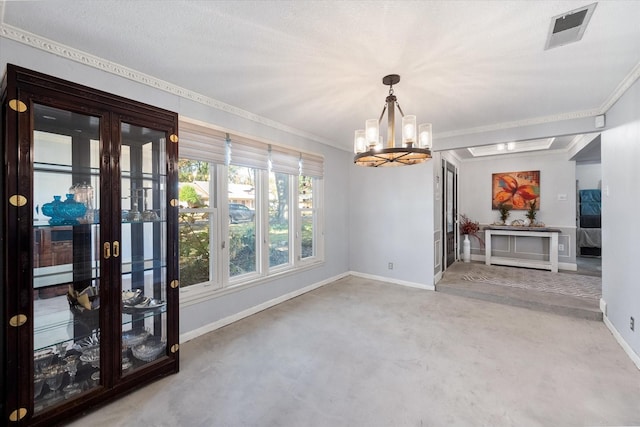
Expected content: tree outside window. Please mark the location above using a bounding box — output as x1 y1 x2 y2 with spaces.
178 159 212 287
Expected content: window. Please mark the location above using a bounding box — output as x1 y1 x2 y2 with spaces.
269 171 291 268
177 120 324 298
228 166 257 277
299 175 316 259
178 160 214 288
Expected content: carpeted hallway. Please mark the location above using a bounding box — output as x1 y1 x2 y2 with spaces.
436 262 602 320
68 275 639 427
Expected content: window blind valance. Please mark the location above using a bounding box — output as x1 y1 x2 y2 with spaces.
300 152 324 177
178 120 324 177
228 137 269 170
270 145 300 175
179 121 227 165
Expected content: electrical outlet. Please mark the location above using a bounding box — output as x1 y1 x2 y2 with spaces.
558 244 565 252
388 262 394 270
631 316 635 331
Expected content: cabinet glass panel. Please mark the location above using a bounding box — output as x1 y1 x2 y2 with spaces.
120 123 167 374
32 104 101 412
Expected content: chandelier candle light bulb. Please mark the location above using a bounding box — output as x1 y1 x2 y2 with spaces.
402 115 416 146
418 123 432 149
354 130 367 153
365 119 379 148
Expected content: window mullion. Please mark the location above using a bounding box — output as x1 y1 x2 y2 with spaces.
294 176 301 265
288 174 296 266
259 169 269 275
219 165 230 287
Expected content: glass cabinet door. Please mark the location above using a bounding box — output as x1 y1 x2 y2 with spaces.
32 103 103 413
119 122 168 374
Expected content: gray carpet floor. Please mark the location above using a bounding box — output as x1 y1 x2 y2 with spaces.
67 275 640 427
439 261 601 300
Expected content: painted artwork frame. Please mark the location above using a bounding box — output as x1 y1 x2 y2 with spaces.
491 170 540 210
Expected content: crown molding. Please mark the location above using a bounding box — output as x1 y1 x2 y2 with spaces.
0 24 343 151
459 147 571 163
436 108 600 139
436 58 640 140
599 60 640 114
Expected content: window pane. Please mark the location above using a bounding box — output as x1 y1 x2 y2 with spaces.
229 166 257 276
299 176 314 259
269 172 289 267
179 160 212 287
178 160 210 208
178 212 211 287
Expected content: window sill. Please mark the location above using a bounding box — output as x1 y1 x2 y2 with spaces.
178 259 325 308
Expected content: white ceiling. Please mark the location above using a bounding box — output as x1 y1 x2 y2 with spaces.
2 1 640 156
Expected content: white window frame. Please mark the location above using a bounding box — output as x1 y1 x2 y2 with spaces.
296 175 324 266
263 171 296 274
177 123 324 307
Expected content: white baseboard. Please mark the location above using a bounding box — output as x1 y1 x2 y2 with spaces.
470 255 577 272
602 312 640 371
434 270 443 284
179 271 349 344
349 271 435 291
559 262 577 271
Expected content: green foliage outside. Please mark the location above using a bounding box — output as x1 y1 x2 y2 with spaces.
229 223 256 276
301 219 314 258
179 185 202 208
178 159 209 182
179 212 210 287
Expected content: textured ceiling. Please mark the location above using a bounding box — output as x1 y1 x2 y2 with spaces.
2 0 640 156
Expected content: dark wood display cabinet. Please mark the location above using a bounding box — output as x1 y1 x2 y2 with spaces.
1 64 180 426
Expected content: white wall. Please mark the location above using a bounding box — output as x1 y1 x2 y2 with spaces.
457 151 577 264
1 38 352 339
349 161 435 288
458 152 577 228
601 77 640 363
576 163 602 190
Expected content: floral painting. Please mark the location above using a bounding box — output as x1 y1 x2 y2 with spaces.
492 170 540 210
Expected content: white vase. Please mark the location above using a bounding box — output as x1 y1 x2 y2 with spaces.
463 234 471 263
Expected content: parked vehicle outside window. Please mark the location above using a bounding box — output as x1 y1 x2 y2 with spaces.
229 203 255 224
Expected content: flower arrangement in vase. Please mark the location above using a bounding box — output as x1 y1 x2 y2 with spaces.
497 203 511 225
525 200 538 226
460 214 480 236
459 214 484 263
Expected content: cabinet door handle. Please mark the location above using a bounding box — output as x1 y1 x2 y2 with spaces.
104 242 111 259
113 241 120 258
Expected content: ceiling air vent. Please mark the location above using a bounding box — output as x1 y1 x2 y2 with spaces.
545 2 597 50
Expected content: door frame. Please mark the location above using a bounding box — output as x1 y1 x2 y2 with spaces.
442 159 458 269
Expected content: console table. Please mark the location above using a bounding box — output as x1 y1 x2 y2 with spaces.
484 226 561 272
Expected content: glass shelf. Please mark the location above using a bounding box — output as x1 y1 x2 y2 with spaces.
34 161 101 175
34 294 167 352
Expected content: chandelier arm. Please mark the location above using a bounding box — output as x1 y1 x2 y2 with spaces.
396 101 405 118
378 104 387 124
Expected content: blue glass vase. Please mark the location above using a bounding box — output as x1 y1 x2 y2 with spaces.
59 194 87 224
42 195 64 225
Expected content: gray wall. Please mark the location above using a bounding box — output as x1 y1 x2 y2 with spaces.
576 163 602 190
0 38 352 338
601 77 640 359
349 161 435 287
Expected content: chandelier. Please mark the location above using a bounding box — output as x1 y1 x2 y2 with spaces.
354 74 432 167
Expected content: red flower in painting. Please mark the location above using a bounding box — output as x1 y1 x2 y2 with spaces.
494 174 538 209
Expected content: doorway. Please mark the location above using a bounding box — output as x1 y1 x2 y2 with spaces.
443 160 457 268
